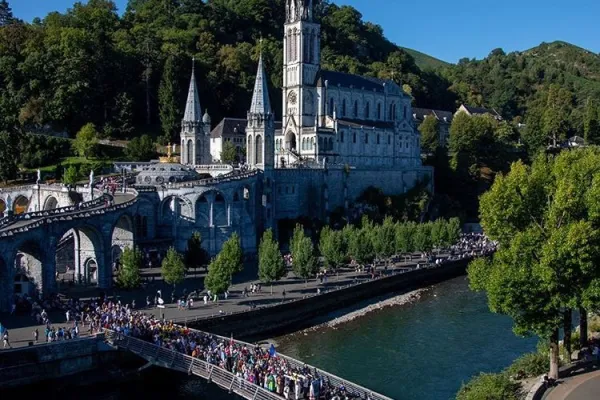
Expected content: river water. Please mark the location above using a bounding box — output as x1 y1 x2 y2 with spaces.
274 276 538 400
16 276 537 400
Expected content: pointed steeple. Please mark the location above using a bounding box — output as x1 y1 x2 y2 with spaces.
183 58 202 124
249 53 272 116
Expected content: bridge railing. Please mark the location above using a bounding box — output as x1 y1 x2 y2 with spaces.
163 169 259 189
0 193 110 229
104 330 282 400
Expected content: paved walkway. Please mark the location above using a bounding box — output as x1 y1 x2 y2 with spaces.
543 369 600 400
0 256 432 349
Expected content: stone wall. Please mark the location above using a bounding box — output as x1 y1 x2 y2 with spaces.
0 335 127 388
191 260 468 340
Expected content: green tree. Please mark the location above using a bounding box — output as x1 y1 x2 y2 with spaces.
116 246 142 289
184 231 209 271
418 114 439 153
413 223 433 253
126 134 156 161
319 226 346 270
73 123 99 159
205 255 231 297
0 132 18 183
348 219 375 266
0 0 14 26
112 92 135 138
63 165 79 185
371 216 396 264
444 217 462 247
471 149 600 379
158 54 180 143
219 232 243 276
220 140 238 164
258 229 286 294
161 247 186 289
543 84 572 147
583 97 600 145
290 224 317 284
395 222 415 254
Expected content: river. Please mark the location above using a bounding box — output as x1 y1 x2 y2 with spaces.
274 276 538 400
14 276 537 400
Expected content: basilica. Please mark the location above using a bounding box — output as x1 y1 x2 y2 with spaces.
144 0 431 253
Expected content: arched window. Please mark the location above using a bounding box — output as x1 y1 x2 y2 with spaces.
311 137 315 150
365 133 369 144
388 135 391 145
329 98 334 115
403 105 407 120
377 103 382 120
353 132 356 143
329 138 333 150
255 135 263 164
187 139 193 164
340 131 344 143
247 136 254 164
353 100 358 118
377 134 380 145
365 102 370 119
342 99 346 116
389 104 394 120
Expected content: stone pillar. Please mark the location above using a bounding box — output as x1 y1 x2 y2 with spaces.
42 236 58 295
73 230 82 284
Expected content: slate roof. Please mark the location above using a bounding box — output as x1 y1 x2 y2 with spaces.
183 67 202 123
413 107 453 123
462 104 502 118
211 118 282 138
317 70 397 93
249 54 272 115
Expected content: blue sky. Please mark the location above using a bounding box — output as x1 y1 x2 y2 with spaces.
10 0 600 63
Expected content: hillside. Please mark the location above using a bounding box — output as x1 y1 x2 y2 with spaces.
400 46 451 70
442 41 600 122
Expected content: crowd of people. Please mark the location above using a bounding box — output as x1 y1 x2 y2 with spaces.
449 232 497 258
5 293 368 399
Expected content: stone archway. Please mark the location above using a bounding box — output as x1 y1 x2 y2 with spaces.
195 194 210 227
83 258 98 285
161 196 193 225
13 195 29 214
43 196 58 211
111 215 135 253
285 130 297 151
213 192 228 227
13 240 46 297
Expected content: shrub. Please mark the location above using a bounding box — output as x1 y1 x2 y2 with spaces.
456 372 521 400
505 351 548 379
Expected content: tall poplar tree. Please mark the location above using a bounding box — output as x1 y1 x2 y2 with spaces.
159 55 180 143
584 97 600 145
258 229 286 294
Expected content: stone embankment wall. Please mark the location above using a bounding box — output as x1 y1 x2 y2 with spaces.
192 259 469 340
0 334 132 389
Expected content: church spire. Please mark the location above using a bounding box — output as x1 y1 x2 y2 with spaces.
249 53 272 116
183 58 202 124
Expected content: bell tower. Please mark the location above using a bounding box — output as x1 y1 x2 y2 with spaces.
282 0 320 154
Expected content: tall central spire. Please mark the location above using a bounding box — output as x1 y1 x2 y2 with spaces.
183 58 202 124
249 53 272 116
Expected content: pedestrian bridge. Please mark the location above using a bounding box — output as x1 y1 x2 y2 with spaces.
104 329 392 400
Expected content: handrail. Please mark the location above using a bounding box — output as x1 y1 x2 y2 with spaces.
105 331 284 400
163 169 259 189
0 191 139 237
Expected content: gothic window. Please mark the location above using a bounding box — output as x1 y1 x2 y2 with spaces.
329 98 334 115
353 132 356 143
340 131 344 143
394 104 397 120
377 103 382 120
388 135 391 145
353 100 358 118
377 134 380 145
365 102 370 119
329 138 333 150
311 137 315 150
365 133 369 144
403 105 408 120
342 99 346 116
247 136 254 164
389 104 393 120
187 139 193 164
256 135 263 164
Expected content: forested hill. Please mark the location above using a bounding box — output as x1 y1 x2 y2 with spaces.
442 41 600 124
0 0 599 145
0 0 455 140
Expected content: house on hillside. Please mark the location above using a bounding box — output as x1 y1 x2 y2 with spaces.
413 107 453 147
455 104 503 121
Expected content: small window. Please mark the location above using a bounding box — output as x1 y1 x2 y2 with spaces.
340 131 344 143
354 100 358 118
388 135 391 145
365 134 369 144
342 99 346 116
353 132 356 143
377 134 380 145
365 102 370 119
377 103 382 120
